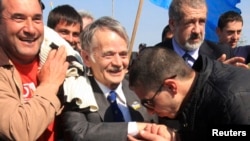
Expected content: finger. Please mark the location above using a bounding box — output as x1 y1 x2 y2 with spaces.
144 124 153 132
236 63 249 69
158 126 168 136
158 126 172 139
127 135 140 141
151 124 160 134
223 57 245 64
217 54 226 62
233 57 245 63
138 130 156 140
46 48 57 61
54 46 67 63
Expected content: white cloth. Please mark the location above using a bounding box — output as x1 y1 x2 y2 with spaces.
39 26 99 112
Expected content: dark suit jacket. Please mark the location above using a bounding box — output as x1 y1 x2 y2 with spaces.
155 39 235 60
154 39 237 130
59 76 157 141
233 45 250 63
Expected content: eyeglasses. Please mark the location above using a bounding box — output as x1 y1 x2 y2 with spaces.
141 83 164 110
141 75 176 110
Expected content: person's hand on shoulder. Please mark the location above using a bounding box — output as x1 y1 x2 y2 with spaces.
38 46 69 94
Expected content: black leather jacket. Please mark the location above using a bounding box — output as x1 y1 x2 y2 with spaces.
177 55 250 140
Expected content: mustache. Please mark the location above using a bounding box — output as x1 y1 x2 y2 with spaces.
109 67 123 72
189 33 201 40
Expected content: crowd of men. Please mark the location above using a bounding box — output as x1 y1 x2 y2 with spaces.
0 0 249 141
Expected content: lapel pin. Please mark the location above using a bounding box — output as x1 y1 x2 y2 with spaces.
131 101 141 110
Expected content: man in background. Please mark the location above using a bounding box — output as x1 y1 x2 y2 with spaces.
216 10 243 48
78 10 94 30
161 24 173 42
47 4 82 51
156 0 248 68
216 11 250 64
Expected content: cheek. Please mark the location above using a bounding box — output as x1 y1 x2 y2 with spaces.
73 37 79 42
123 59 129 67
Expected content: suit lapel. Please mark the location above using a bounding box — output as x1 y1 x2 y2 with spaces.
122 79 145 121
88 77 146 122
88 76 111 121
199 41 215 58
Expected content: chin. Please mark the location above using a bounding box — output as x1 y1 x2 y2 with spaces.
110 78 123 84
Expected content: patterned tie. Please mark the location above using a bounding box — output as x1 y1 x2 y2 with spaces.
182 52 193 66
107 91 125 122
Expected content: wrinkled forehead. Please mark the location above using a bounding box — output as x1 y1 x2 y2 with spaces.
170 4 207 25
180 4 207 19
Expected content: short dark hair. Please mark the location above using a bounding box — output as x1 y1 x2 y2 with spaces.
161 25 171 41
47 4 82 31
129 46 192 91
217 11 243 30
41 1 45 10
0 0 44 22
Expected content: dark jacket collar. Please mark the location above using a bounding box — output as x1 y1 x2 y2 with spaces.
177 55 214 130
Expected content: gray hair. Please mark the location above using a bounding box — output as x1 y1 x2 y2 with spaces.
169 0 207 24
80 16 129 53
78 10 94 20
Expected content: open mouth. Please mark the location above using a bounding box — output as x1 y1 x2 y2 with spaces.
19 37 37 44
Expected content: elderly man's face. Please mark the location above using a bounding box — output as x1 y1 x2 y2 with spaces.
172 5 207 51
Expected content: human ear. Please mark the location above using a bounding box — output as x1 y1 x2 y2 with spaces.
80 50 91 67
168 19 175 31
164 79 177 95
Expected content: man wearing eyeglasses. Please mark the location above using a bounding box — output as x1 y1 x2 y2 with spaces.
128 46 250 141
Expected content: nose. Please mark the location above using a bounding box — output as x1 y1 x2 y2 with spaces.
112 54 123 66
65 34 74 45
23 18 35 36
192 22 202 34
232 32 239 40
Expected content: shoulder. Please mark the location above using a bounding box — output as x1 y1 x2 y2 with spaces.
154 38 173 48
200 40 233 59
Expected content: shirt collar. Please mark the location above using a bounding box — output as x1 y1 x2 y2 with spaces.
172 38 200 60
94 79 127 104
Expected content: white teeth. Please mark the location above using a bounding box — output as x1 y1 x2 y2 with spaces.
21 39 35 42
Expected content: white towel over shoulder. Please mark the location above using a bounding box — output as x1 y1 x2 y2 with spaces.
39 26 99 112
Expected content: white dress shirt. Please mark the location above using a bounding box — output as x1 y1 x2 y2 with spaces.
172 38 199 66
95 79 138 136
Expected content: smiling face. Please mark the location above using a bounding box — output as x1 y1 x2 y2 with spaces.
0 0 44 64
54 20 81 49
82 28 129 89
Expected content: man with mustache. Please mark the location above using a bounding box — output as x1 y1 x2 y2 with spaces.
60 16 159 141
156 0 248 68
0 0 68 140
